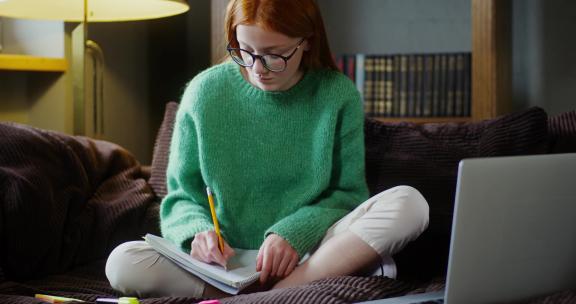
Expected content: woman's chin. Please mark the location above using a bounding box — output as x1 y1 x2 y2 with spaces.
252 80 279 91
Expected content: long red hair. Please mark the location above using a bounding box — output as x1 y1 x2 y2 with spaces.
225 0 338 70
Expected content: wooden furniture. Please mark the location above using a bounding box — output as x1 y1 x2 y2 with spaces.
0 54 68 72
471 0 511 121
378 0 512 123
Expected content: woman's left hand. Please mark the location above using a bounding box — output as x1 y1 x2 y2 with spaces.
256 233 299 284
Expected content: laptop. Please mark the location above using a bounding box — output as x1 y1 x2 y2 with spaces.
358 153 576 304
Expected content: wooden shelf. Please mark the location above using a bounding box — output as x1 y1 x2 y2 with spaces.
0 54 68 72
372 117 472 124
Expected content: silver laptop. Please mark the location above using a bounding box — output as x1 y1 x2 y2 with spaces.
358 153 576 304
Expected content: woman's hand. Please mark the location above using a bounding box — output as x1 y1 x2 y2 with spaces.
190 230 235 268
257 233 299 284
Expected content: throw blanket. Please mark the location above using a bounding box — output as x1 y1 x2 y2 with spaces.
0 122 158 280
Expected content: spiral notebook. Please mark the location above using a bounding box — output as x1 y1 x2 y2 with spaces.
144 234 260 294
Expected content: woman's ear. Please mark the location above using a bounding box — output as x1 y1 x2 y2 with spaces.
304 38 311 51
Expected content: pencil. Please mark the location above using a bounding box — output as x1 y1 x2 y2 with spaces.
206 186 227 271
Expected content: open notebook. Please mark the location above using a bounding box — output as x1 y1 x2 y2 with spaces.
144 234 260 294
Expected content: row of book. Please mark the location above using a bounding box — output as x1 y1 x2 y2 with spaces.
335 53 471 118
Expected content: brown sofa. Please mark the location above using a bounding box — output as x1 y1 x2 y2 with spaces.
0 104 574 304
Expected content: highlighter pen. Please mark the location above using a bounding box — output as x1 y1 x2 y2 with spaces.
96 297 139 304
206 186 228 271
35 294 85 303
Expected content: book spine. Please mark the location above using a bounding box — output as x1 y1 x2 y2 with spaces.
384 56 393 117
463 53 471 117
454 53 464 117
376 57 386 116
440 54 449 116
406 55 417 117
415 55 424 117
422 55 433 117
355 54 365 102
392 55 401 117
446 54 456 117
431 54 439 116
363 56 374 117
399 55 408 117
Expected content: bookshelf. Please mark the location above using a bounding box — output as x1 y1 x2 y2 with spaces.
373 0 511 124
0 54 68 72
471 0 511 121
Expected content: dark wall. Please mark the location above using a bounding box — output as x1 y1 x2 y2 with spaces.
147 0 211 146
317 0 471 54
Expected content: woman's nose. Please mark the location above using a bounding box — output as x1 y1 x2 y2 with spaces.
251 57 269 74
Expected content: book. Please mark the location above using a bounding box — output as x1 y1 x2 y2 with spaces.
144 234 260 295
462 53 471 117
355 54 365 102
446 54 456 116
422 55 433 117
399 55 408 117
384 56 394 116
375 57 385 116
414 55 424 117
337 51 471 119
363 56 375 116
431 54 441 116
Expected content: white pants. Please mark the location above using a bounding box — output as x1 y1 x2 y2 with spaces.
105 185 429 297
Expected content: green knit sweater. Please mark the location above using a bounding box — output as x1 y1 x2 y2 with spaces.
160 62 369 258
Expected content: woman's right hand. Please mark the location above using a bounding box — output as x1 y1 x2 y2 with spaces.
190 230 235 268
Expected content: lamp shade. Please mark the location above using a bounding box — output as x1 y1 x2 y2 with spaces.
0 0 189 22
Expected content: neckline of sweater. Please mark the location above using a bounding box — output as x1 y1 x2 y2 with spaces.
229 62 315 100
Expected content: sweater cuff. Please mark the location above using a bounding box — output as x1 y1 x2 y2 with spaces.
162 219 214 251
265 211 346 258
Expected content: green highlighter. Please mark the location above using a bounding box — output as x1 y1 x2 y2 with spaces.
96 297 139 304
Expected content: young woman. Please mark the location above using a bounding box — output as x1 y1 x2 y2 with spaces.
106 0 429 298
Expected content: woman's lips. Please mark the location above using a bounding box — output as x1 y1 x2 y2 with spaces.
254 75 273 82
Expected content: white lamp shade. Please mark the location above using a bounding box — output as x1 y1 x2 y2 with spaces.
0 0 189 22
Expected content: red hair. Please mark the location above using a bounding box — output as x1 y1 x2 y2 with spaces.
225 0 338 70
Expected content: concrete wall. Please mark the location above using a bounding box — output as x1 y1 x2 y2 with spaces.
317 0 471 54
513 0 576 115
1 18 64 56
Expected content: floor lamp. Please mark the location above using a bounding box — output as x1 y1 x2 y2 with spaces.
0 0 189 136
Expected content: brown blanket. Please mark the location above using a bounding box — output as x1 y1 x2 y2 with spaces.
0 122 159 281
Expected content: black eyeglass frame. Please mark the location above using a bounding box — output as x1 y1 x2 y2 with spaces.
227 38 306 72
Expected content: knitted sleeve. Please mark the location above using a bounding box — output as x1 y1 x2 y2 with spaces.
265 91 369 258
159 83 214 251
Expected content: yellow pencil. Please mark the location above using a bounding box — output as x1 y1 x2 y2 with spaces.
206 186 227 270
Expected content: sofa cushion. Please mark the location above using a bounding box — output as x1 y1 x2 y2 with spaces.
150 101 550 281
364 107 549 282
547 110 576 153
149 101 179 199
0 123 157 280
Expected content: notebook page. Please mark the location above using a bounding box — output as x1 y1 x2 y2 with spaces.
145 234 260 291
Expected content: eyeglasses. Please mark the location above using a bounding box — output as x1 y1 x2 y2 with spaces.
227 39 305 72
